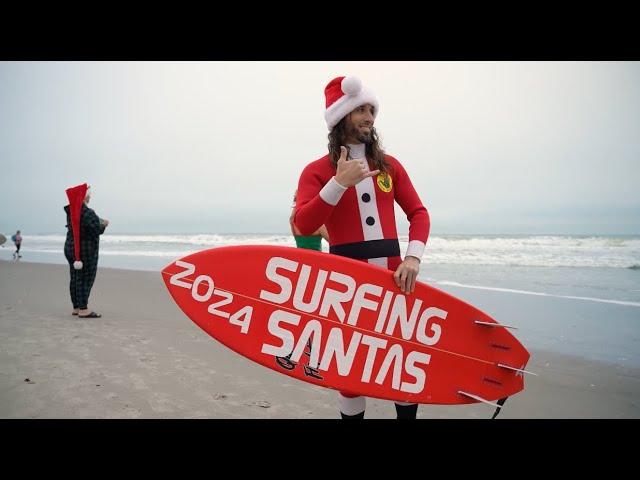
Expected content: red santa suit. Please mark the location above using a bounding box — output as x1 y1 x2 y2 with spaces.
294 143 430 270
296 75 429 418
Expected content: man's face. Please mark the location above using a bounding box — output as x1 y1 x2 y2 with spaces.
345 103 375 143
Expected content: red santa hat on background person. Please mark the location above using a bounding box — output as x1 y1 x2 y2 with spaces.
65 183 90 270
324 76 379 131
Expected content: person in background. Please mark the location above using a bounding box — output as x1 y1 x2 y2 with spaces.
11 230 22 260
64 183 109 318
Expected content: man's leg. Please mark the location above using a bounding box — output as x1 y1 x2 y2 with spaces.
394 402 418 419
339 392 366 419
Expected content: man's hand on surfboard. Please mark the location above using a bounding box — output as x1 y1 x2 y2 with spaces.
335 146 380 188
394 255 421 294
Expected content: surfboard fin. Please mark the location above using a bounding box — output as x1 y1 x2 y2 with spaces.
458 391 510 419
497 363 538 376
475 320 518 330
457 391 503 408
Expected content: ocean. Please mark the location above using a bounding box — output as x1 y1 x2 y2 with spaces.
2 234 639 367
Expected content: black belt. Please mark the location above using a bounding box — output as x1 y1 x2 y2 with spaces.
330 239 400 260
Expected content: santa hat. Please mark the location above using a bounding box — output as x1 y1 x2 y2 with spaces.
65 183 90 270
323 76 379 131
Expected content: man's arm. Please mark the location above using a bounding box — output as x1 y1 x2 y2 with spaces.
294 146 379 235
294 166 343 235
391 158 430 294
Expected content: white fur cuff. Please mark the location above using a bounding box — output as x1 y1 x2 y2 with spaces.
319 177 348 206
406 240 426 261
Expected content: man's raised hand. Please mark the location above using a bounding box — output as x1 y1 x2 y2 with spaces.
335 146 380 188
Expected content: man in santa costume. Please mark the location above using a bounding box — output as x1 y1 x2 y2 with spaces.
294 76 430 419
64 183 109 318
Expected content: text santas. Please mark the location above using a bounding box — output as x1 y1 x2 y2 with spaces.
259 256 447 395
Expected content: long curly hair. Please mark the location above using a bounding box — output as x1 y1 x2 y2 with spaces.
327 116 391 174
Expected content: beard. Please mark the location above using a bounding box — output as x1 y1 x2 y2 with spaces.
347 122 373 144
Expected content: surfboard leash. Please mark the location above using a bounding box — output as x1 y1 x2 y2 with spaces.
491 397 509 419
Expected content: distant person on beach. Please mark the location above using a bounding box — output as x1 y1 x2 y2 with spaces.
11 230 22 259
64 183 109 318
293 76 430 419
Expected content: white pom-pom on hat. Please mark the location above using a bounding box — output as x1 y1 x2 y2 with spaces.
73 261 83 270
341 76 362 96
324 75 379 130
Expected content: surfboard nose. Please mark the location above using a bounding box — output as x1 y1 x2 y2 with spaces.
160 262 175 288
161 261 174 277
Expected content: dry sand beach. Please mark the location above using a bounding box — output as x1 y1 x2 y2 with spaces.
1 260 639 419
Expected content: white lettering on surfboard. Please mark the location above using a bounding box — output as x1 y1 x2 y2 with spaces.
259 257 447 344
169 261 253 334
169 260 195 288
261 310 433 394
170 257 447 394
259 257 447 394
208 289 233 318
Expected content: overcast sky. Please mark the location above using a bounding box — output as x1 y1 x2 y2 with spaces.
1 61 638 235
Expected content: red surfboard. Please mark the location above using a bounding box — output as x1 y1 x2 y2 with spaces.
161 245 530 405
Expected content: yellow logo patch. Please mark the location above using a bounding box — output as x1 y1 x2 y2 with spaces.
376 172 393 193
